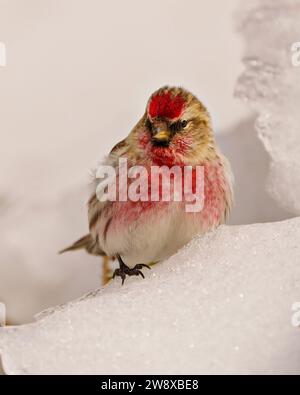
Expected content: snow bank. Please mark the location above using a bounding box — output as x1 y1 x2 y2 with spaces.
0 186 102 325
0 218 299 375
236 0 300 215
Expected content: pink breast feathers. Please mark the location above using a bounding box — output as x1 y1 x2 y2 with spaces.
104 161 228 239
201 162 228 225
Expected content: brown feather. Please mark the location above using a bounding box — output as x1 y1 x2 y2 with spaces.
59 234 105 256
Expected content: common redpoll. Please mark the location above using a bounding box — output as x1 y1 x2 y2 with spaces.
61 86 233 284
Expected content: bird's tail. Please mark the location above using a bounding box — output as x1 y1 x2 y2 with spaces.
59 234 104 256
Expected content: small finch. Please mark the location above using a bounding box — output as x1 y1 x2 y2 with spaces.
61 86 233 284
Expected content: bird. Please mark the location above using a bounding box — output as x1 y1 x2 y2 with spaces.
60 86 234 284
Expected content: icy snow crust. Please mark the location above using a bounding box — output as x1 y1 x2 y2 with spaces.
236 0 300 215
0 218 300 375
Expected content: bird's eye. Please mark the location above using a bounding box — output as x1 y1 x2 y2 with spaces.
170 120 188 133
146 118 153 132
181 120 188 128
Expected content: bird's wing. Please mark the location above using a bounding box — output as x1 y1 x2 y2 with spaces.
59 234 105 256
110 138 127 155
87 137 130 252
60 137 130 257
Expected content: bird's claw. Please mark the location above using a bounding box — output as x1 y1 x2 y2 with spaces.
113 263 151 285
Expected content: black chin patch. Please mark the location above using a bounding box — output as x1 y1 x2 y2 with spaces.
151 139 170 148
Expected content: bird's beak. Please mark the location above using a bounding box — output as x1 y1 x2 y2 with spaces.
152 130 171 146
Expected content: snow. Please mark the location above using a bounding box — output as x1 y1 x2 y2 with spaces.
236 0 300 215
1 217 300 375
0 185 102 325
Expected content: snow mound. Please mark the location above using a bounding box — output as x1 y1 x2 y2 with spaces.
235 0 300 215
1 218 300 375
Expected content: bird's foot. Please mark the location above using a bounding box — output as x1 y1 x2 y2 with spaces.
113 263 151 285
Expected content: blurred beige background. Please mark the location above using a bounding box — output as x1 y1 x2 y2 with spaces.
0 0 290 324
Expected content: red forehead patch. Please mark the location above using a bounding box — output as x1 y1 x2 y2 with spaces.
148 92 185 120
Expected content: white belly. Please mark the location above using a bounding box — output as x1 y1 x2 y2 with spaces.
103 203 210 267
